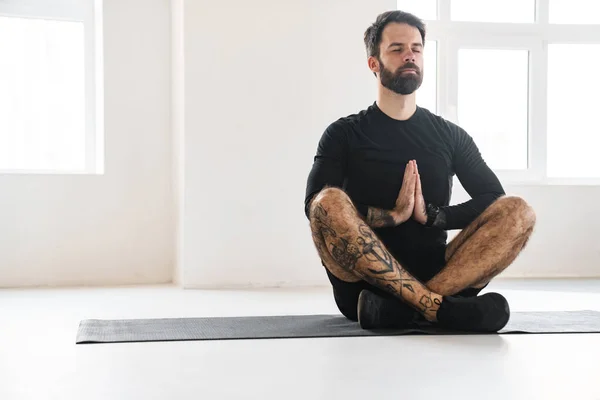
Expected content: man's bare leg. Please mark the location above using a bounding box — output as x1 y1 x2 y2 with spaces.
309 187 443 321
426 196 536 296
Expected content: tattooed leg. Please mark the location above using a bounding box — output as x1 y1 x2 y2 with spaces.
309 187 442 321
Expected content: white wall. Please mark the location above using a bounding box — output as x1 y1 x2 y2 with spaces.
179 0 392 288
0 0 173 287
178 0 600 288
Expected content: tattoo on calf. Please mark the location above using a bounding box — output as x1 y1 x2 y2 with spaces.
403 284 415 293
419 295 442 314
311 204 422 302
342 223 418 299
330 238 362 271
356 224 398 275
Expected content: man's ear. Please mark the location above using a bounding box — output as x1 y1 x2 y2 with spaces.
367 56 380 76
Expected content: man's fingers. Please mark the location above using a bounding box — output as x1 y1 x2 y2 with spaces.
407 166 417 192
403 161 413 182
404 160 417 179
400 160 420 198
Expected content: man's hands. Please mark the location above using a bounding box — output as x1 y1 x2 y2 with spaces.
366 159 428 228
393 160 417 224
393 160 428 225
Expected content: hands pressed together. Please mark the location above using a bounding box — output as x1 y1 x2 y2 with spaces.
394 160 428 225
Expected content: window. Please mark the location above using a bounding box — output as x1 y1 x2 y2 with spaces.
549 0 600 24
397 0 600 183
547 44 600 178
0 0 102 174
451 0 535 23
457 49 529 170
397 0 437 20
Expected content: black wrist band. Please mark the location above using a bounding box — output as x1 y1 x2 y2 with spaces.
425 203 440 227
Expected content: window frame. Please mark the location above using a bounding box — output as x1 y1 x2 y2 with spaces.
407 0 600 185
0 0 103 174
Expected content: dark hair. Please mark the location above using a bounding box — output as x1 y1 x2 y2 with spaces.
364 10 426 59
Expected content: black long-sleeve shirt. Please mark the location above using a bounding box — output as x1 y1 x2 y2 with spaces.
305 102 505 252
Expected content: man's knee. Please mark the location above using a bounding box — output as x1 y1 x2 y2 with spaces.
309 187 353 217
492 196 536 231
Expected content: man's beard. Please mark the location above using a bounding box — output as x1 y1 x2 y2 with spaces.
379 59 423 95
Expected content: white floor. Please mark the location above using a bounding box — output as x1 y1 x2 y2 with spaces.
1 279 599 400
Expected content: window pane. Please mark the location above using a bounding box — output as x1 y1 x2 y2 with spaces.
0 16 86 172
457 49 529 170
417 40 437 113
548 44 600 178
549 0 600 24
452 0 535 23
397 0 437 20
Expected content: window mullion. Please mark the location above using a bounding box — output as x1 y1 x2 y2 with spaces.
84 7 96 173
534 0 549 180
528 42 548 181
438 0 451 21
443 38 459 125
536 0 550 24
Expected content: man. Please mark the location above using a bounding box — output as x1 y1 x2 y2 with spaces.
304 10 536 332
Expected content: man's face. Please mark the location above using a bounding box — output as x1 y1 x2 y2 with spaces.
375 23 424 95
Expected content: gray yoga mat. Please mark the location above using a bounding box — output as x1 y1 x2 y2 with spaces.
76 310 600 344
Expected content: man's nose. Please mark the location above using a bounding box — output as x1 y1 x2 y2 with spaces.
403 50 416 62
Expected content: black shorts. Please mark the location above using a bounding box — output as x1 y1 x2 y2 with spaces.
325 245 487 321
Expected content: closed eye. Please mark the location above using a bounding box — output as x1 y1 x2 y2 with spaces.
393 48 422 53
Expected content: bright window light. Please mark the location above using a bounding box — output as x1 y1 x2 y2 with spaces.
396 0 437 20
547 44 600 178
549 0 600 24
0 16 86 172
457 49 529 170
451 0 535 23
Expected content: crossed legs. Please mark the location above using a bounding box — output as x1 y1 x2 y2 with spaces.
309 187 535 323
309 188 443 321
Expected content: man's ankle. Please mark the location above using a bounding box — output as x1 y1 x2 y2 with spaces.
421 293 443 322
